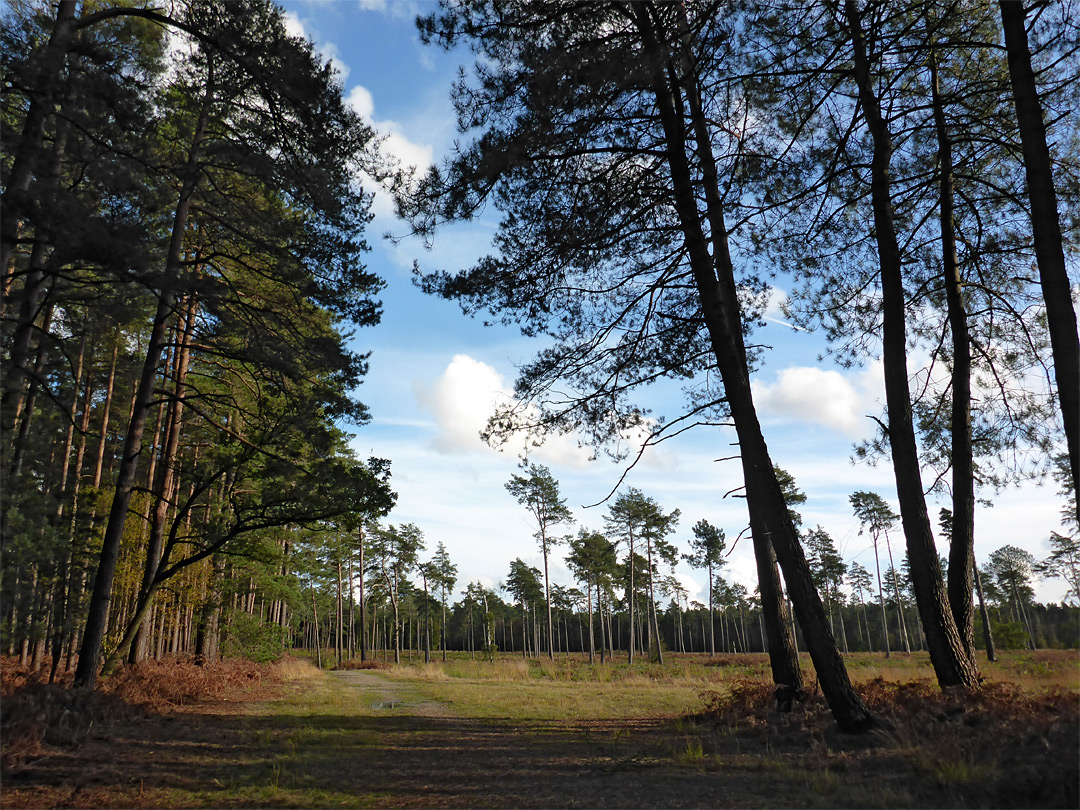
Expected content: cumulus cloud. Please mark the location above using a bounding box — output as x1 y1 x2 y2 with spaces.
413 355 595 467
345 85 375 120
319 42 350 83
752 365 881 439
414 354 513 454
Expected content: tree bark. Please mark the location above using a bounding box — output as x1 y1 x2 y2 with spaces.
194 554 225 664
586 573 595 664
973 560 996 662
129 291 198 663
666 1 804 698
627 527 635 664
929 53 978 659
0 0 77 272
634 3 872 730
542 530 555 661
3 111 70 452
883 532 911 654
645 536 663 665
358 526 368 662
999 1 1080 514
74 72 215 689
845 0 978 689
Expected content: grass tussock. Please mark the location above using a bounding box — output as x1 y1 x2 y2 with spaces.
272 655 322 681
388 662 450 682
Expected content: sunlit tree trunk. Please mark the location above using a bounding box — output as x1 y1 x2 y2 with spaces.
845 0 977 688
74 74 216 688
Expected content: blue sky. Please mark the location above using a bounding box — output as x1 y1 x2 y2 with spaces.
280 0 1069 606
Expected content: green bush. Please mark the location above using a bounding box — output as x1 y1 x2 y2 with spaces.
222 612 285 663
989 620 1030 650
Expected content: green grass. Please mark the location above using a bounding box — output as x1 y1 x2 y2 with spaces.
18 649 1074 808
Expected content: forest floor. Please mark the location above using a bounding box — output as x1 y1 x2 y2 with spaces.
1 651 1078 808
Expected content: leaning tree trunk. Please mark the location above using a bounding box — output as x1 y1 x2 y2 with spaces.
633 4 872 732
883 532 912 654
930 54 978 660
73 74 215 689
668 2 802 700
973 560 996 662
128 291 198 664
3 111 70 451
999 1 1080 514
845 0 979 689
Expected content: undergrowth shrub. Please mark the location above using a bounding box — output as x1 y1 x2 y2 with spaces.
337 658 388 671
695 675 1079 808
101 657 274 710
1 655 295 771
699 680 776 727
221 611 286 662
0 683 139 770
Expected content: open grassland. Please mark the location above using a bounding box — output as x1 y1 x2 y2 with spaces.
2 650 1077 808
380 648 1079 719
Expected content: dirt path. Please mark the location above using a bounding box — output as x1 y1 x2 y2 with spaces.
5 658 1077 808
315 670 740 808
2 669 781 808
330 669 450 716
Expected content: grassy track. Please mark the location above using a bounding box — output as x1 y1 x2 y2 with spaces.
2 650 1077 808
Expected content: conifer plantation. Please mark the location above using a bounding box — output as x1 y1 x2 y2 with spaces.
1 1 1077 808
2 0 395 684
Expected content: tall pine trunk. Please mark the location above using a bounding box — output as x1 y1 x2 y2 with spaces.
74 73 215 689
0 0 77 272
634 4 871 730
128 291 198 663
929 53 978 662
845 0 978 689
667 1 804 699
999 1 1080 512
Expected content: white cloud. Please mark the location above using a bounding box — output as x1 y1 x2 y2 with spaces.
412 355 598 468
382 129 434 176
752 364 881 439
345 83 435 222
345 85 375 120
761 286 809 332
357 0 421 20
414 354 513 454
320 42 350 82
282 11 306 39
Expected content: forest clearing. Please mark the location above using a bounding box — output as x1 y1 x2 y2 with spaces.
2 650 1077 809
